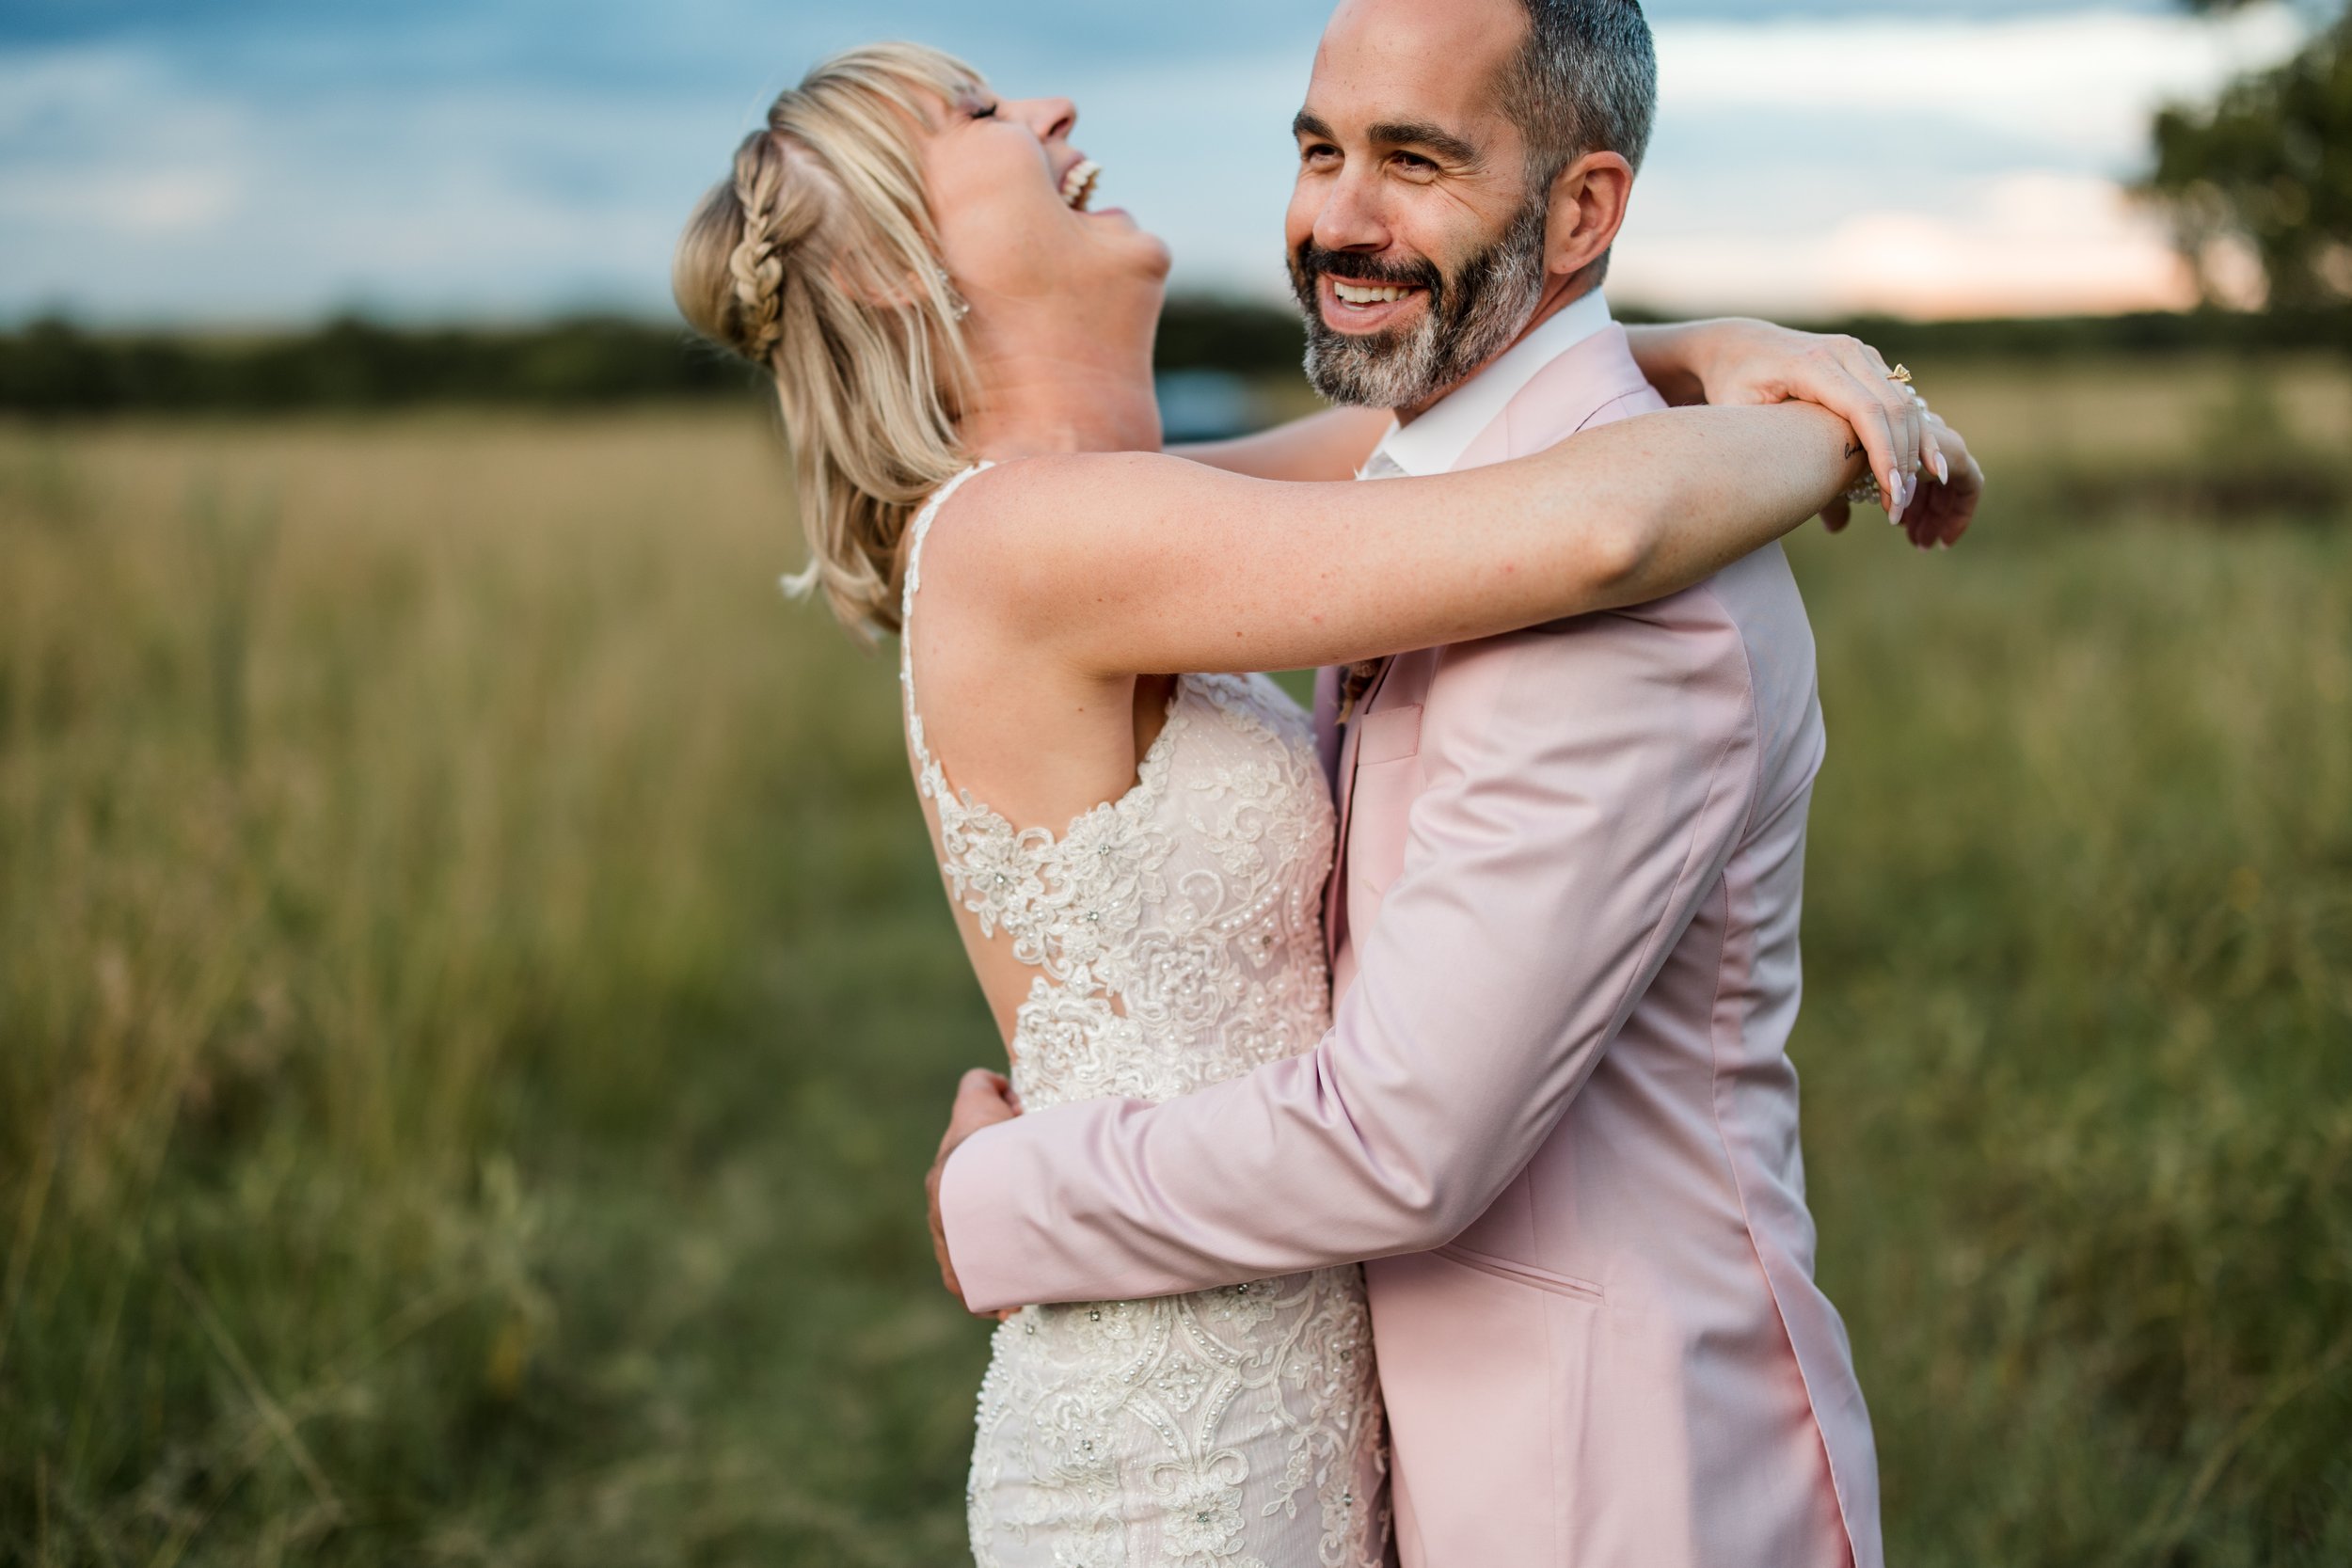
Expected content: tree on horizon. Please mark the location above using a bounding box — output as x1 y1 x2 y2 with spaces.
2143 0 2352 313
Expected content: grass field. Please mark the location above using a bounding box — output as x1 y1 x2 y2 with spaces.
2 357 2349 1565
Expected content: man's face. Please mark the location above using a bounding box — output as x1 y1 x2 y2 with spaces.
1289 0 1550 411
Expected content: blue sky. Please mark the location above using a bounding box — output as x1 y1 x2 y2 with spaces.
0 1 2307 325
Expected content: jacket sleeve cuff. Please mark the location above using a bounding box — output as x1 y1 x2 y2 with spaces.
939 1118 1025 1315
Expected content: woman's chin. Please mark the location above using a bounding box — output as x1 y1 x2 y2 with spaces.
1089 205 1164 252
1127 227 1174 281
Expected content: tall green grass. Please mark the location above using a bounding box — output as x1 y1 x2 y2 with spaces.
0 416 988 1565
1796 511 2352 1566
1 373 2347 1564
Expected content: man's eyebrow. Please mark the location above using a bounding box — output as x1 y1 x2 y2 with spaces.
1293 109 1485 168
1368 119 1483 167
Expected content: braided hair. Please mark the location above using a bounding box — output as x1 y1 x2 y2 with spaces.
675 43 983 637
725 136 791 362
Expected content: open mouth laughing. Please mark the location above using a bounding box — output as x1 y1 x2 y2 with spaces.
1059 158 1102 212
1318 273 1430 332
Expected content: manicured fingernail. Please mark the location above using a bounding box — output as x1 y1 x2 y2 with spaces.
1931 451 1949 484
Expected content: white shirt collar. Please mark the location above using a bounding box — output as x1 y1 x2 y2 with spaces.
1361 289 1613 479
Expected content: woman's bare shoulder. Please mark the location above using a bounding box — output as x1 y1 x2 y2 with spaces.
920 451 1225 599
953 451 1208 516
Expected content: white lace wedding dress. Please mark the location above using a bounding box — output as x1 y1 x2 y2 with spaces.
900 466 1389 1568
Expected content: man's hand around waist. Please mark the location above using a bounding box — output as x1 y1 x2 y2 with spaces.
927 1068 1022 1317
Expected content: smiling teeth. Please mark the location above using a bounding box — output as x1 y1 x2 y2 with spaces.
1332 281 1408 304
1060 159 1101 211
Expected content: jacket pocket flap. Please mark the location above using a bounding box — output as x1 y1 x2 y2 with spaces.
1356 703 1422 767
1434 1243 1604 1304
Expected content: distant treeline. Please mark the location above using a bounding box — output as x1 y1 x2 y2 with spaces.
3 299 2346 417
1810 306 2352 368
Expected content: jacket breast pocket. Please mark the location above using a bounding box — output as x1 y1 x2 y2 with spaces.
1355 703 1422 767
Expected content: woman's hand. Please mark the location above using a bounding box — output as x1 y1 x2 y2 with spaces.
1627 318 1937 526
1878 408 1983 551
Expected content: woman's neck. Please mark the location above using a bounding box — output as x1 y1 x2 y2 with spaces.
959 314 1163 460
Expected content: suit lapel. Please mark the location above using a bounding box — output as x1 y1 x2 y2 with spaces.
1323 655 1402 968
1323 323 1655 973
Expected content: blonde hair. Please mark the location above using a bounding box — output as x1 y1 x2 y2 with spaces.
675 42 985 637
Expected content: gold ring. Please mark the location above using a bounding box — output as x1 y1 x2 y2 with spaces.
1888 364 1915 385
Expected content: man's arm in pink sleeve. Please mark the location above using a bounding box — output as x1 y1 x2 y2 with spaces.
940 606 1759 1313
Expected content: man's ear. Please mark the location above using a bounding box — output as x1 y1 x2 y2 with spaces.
1542 150 1634 282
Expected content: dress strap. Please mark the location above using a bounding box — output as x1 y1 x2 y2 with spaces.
898 461 993 769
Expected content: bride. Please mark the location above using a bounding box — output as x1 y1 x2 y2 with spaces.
674 41 1973 1568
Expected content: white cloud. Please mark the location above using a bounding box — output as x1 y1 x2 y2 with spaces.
1606 4 2308 317
0 38 740 321
1619 171 2198 317
0 4 2318 324
0 48 251 227
1654 6 2304 164
0 166 244 235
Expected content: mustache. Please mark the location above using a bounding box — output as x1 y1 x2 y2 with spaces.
1290 241 1445 304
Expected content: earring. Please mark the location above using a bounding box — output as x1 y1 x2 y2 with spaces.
934 267 971 322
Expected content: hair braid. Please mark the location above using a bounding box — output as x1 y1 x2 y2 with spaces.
727 135 790 361
673 42 984 638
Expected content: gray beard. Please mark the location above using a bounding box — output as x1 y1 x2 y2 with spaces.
1297 198 1551 411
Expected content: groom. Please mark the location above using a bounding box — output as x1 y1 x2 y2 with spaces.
927 2 1954 1563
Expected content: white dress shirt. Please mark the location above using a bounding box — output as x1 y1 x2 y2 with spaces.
1359 288 1614 481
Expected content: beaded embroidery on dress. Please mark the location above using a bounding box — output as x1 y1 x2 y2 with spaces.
900 466 1388 1568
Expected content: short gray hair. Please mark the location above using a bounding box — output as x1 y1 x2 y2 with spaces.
1503 0 1659 187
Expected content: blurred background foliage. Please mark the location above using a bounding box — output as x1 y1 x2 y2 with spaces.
5 304 2352 420
4 8 2352 1565
2147 0 2352 310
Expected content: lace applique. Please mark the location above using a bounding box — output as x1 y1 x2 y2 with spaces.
968 1273 1385 1568
900 469 1388 1566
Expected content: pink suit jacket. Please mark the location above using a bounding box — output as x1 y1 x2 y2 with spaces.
943 325 1883 1568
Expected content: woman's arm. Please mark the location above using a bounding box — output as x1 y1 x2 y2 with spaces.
935 402 1899 681
1170 323 1934 499
1167 406 1391 482
1625 317 1930 519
